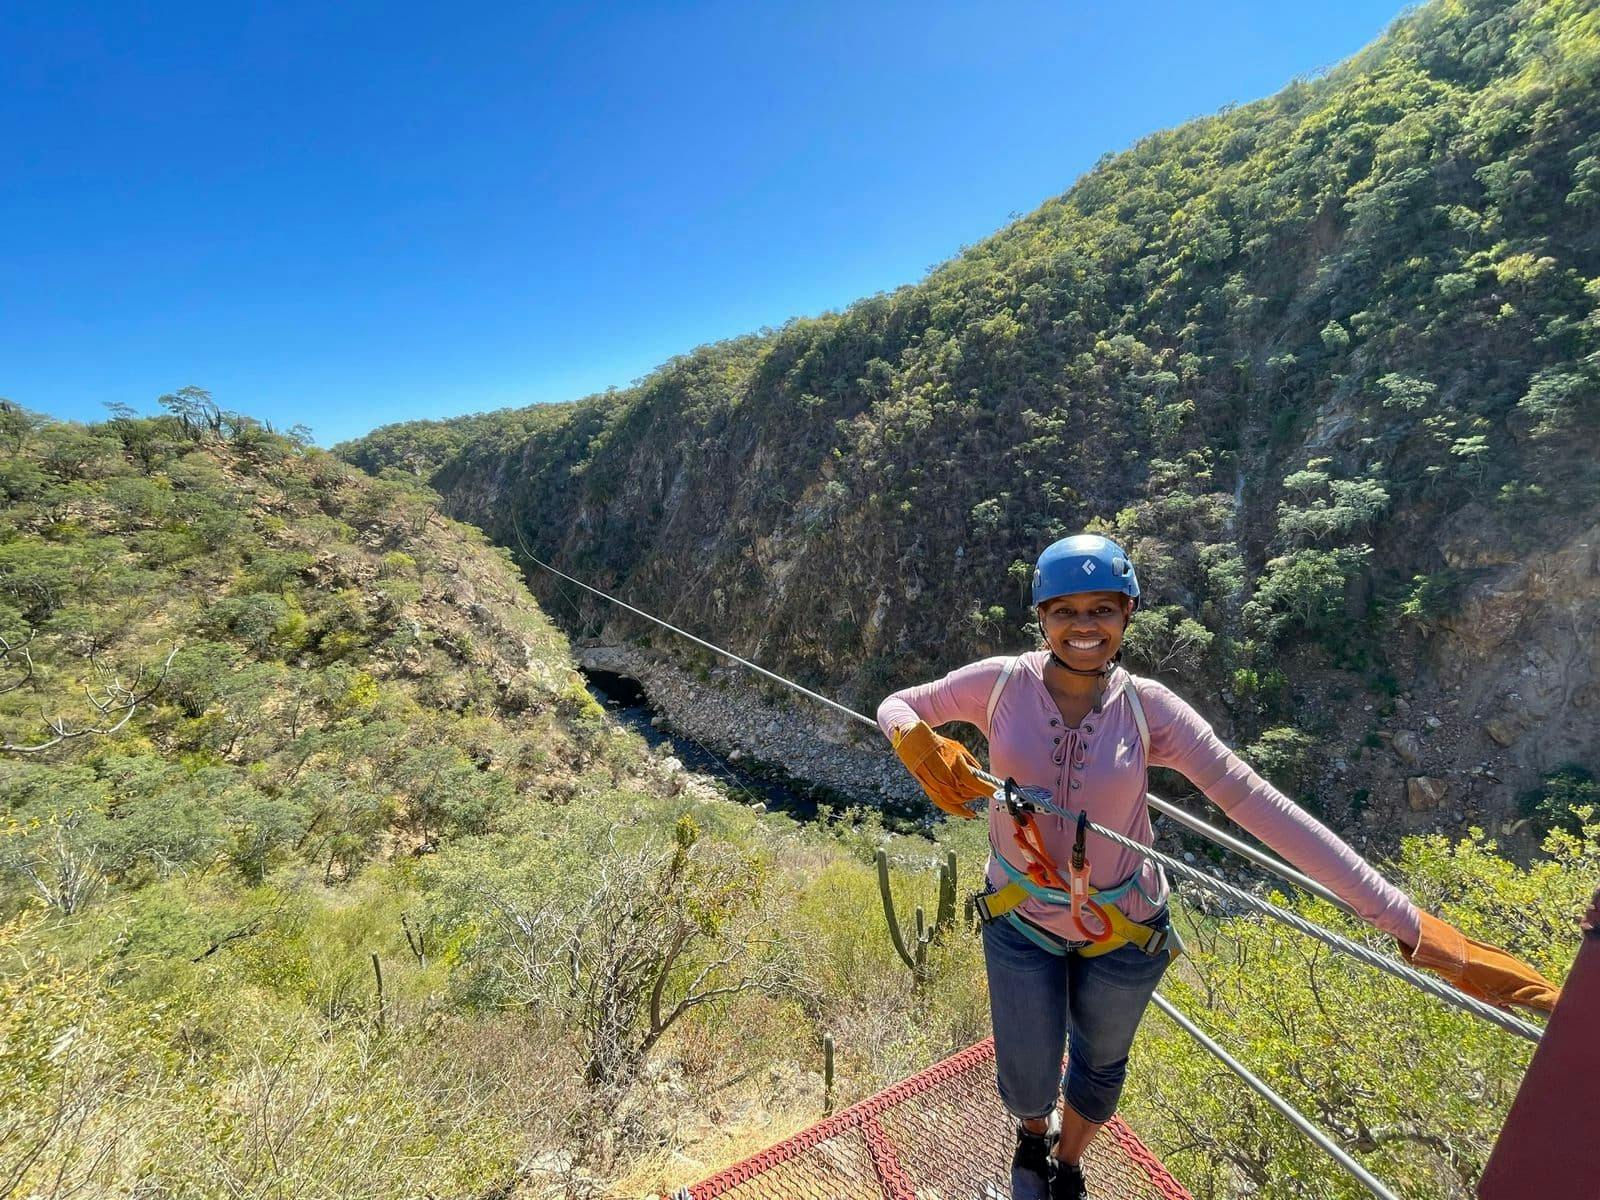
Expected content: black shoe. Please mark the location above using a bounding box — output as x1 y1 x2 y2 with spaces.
1050 1158 1089 1200
1010 1120 1057 1200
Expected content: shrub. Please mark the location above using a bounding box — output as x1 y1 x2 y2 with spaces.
1519 765 1599 836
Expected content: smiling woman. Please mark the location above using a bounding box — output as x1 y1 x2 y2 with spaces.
876 532 1560 1200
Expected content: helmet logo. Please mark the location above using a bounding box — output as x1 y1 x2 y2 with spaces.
1081 559 1096 574
1033 569 1042 589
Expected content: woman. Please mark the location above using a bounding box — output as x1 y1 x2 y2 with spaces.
878 533 1559 1200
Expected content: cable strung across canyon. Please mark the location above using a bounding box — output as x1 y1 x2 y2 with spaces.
513 542 1543 1044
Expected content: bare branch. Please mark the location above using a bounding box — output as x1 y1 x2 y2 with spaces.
0 629 37 695
1 645 177 755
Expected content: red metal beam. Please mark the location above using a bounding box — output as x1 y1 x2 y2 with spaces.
1478 887 1600 1199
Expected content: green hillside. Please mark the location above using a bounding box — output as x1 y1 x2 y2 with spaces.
0 400 992 1196
1 403 1595 1198
7 0 1600 1194
344 0 1600 844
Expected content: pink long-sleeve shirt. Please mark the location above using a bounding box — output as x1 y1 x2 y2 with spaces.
878 652 1421 947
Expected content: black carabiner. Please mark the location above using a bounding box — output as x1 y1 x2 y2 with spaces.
998 780 1036 825
1072 809 1090 870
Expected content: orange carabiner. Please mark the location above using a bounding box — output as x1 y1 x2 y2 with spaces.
1068 858 1114 942
1015 812 1069 891
1003 781 1114 942
1069 811 1113 942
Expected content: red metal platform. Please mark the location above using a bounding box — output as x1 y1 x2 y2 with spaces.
673 1038 1191 1200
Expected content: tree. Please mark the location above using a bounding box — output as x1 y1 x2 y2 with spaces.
471 817 806 1099
1244 547 1372 644
0 640 176 756
0 809 104 914
1124 605 1215 676
157 386 223 439
1516 366 1598 441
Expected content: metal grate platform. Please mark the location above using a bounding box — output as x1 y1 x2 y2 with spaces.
673 1038 1192 1200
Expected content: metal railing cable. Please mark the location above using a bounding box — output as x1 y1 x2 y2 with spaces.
1145 793 1351 914
1149 993 1401 1200
986 778 1542 1042
514 547 1543 1043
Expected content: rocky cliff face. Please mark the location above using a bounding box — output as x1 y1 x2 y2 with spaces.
343 0 1600 849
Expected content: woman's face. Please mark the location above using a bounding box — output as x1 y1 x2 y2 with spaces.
1037 590 1132 672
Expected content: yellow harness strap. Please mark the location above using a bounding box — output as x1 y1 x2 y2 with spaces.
975 879 1181 959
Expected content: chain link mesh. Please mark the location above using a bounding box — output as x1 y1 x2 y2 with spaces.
672 1038 1191 1200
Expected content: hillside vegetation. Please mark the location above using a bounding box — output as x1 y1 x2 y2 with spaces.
0 400 1002 1197
344 0 1600 846
1 402 1595 1200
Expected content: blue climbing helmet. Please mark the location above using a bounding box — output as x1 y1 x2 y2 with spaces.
1031 534 1141 610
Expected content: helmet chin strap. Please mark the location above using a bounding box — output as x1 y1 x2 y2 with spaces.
1050 653 1113 676
1037 617 1118 676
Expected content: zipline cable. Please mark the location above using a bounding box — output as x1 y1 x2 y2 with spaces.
517 544 1340 905
513 545 1543 1042
517 544 875 731
1150 993 1401 1200
542 569 770 811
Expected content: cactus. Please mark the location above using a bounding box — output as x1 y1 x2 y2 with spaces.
876 848 958 986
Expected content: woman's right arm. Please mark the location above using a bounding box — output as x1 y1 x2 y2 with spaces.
875 656 1009 740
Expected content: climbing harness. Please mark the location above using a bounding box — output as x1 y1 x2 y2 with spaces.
974 780 1181 960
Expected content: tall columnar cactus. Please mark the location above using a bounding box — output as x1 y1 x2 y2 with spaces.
876 848 958 986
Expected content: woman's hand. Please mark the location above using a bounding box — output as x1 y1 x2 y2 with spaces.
890 721 990 819
1399 911 1562 1014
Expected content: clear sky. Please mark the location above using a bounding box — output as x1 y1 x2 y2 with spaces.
3 0 1409 446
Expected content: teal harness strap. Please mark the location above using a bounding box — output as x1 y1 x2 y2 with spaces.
987 844 1167 958
1004 910 1076 956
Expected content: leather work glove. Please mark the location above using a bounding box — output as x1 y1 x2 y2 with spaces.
1400 911 1562 1014
890 721 989 819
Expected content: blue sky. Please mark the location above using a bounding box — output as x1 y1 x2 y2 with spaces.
3 0 1408 446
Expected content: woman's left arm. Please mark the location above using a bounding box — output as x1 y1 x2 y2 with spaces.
1142 679 1560 1012
1142 679 1421 944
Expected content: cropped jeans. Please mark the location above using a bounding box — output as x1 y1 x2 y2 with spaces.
980 910 1172 1124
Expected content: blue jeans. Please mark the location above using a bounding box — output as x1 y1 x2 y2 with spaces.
981 911 1172 1124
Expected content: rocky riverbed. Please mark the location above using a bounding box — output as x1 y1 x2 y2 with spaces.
576 641 922 811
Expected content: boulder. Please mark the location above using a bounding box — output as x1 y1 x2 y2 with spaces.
1407 776 1449 812
1393 731 1424 768
1483 715 1526 747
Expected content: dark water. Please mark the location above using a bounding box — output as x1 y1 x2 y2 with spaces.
581 667 831 820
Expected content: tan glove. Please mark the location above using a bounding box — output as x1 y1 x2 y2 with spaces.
1400 911 1562 1014
890 721 989 819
